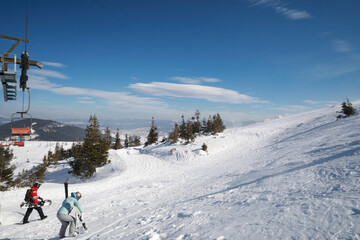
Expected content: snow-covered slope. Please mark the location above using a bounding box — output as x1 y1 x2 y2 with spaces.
1 103 359 239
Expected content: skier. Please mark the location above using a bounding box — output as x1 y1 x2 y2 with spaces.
57 191 83 238
22 182 48 224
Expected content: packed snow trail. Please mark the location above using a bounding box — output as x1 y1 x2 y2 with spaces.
1 103 360 239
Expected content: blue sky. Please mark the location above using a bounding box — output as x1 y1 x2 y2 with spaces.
1 0 360 122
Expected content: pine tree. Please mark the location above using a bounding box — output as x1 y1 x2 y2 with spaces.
30 164 47 183
104 127 112 150
114 129 123 150
46 150 53 164
43 155 49 167
193 110 201 136
213 113 226 134
201 143 208 152
133 136 141 146
128 136 134 147
48 142 63 164
70 114 108 178
169 123 179 144
202 117 208 134
0 146 15 191
207 115 214 134
124 134 129 148
185 120 195 144
145 117 159 146
179 115 186 139
341 98 356 117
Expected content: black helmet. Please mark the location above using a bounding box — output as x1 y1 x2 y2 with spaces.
33 182 41 188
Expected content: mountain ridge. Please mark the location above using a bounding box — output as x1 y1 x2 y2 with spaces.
0 118 85 141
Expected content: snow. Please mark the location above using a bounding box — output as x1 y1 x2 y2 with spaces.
1 103 360 239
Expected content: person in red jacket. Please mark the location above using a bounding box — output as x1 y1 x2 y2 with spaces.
22 182 47 224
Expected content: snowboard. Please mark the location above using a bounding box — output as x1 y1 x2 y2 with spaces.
20 200 52 208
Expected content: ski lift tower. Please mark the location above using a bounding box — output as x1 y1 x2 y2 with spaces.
0 35 43 102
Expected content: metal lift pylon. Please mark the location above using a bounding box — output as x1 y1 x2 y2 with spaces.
0 35 43 102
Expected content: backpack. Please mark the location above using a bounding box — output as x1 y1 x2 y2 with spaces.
24 189 31 202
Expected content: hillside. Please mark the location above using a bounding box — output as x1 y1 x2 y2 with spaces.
0 103 359 239
0 118 85 141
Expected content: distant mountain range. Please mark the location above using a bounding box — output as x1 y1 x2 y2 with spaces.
0 118 85 141
0 117 175 141
0 115 255 142
56 118 176 136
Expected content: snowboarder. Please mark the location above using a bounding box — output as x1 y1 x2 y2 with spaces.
57 191 83 238
22 182 48 224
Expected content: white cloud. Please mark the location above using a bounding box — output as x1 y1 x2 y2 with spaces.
29 69 70 79
272 105 310 112
77 96 93 100
249 0 279 7
332 40 353 53
28 75 60 90
304 62 360 79
41 61 66 68
172 77 201 84
27 75 168 111
303 100 338 106
275 6 312 20
128 82 268 104
249 0 312 20
47 86 164 106
199 77 221 83
172 76 221 84
77 100 95 104
171 77 221 84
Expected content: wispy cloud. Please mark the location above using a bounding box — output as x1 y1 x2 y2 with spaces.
172 76 222 84
249 0 279 7
77 100 95 104
128 82 268 104
77 96 93 100
30 69 70 79
200 77 221 83
304 62 360 80
28 74 167 110
41 61 66 68
48 87 165 107
272 105 310 112
275 6 312 20
304 39 360 80
303 100 338 106
249 0 312 20
332 40 354 53
28 75 60 89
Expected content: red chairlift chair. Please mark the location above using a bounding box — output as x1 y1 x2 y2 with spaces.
11 112 32 147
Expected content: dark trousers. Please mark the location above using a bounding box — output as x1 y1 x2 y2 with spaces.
23 206 46 223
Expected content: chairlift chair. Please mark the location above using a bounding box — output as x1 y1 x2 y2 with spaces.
11 112 32 147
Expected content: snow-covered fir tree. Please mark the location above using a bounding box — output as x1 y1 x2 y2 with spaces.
70 114 109 178
0 146 15 191
145 117 159 146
